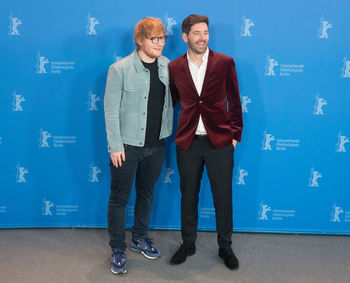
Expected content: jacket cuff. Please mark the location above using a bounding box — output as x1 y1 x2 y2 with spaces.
232 132 242 142
108 143 124 153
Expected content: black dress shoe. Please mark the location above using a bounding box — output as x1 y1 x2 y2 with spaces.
218 248 239 270
170 244 196 265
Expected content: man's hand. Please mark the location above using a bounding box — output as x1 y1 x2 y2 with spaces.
110 151 125 167
232 139 237 148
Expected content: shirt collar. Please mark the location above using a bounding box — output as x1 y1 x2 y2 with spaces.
187 48 209 65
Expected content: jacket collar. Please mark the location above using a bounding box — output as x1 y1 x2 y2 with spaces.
131 49 145 73
131 49 166 73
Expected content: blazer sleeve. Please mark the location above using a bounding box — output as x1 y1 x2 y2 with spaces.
169 64 180 107
226 58 243 142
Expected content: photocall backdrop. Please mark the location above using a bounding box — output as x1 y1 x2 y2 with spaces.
1 0 349 234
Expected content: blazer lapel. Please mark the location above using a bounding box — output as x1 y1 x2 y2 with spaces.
182 54 200 96
201 49 214 98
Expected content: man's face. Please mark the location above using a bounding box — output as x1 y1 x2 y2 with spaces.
138 33 166 59
183 22 209 55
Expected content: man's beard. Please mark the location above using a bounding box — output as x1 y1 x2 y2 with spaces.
143 47 162 59
188 39 208 55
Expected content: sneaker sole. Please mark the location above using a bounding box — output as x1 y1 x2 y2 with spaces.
130 247 160 260
111 268 127 275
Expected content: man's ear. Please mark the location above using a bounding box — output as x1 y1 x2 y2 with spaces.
136 38 143 49
182 33 188 43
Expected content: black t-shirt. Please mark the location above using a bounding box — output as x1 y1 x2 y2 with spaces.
142 58 165 147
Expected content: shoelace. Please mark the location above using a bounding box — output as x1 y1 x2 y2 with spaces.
141 237 155 251
112 251 126 264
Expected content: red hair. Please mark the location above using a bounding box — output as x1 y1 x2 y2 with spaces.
134 17 165 49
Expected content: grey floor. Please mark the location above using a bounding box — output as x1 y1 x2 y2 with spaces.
0 229 349 283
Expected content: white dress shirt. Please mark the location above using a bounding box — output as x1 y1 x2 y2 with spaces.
187 48 209 135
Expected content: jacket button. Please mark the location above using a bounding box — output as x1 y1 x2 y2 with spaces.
139 142 142 145
144 96 147 99
141 128 144 130
143 112 146 115
199 100 203 104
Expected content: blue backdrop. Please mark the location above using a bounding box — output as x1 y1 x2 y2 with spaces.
1 0 349 234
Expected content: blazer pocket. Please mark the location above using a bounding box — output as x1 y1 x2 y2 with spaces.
215 113 230 123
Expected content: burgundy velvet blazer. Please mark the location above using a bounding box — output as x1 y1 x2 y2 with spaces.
169 49 243 150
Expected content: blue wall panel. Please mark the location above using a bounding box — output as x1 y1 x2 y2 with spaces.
1 0 349 234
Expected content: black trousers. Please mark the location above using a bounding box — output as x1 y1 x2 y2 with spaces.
176 135 234 249
108 145 164 251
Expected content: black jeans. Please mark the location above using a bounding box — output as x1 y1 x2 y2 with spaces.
176 135 234 249
108 144 164 251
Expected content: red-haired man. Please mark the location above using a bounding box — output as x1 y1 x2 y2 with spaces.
104 17 173 274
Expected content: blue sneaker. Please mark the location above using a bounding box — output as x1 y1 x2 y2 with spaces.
110 250 127 274
130 237 160 259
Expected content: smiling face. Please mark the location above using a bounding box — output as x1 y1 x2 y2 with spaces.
138 34 166 61
182 22 209 55
134 17 166 62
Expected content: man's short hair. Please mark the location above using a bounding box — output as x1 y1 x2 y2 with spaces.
134 17 165 49
182 14 209 34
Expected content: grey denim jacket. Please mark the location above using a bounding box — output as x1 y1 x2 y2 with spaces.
104 50 173 153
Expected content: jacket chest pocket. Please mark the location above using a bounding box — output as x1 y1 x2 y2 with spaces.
123 84 138 93
122 84 142 105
